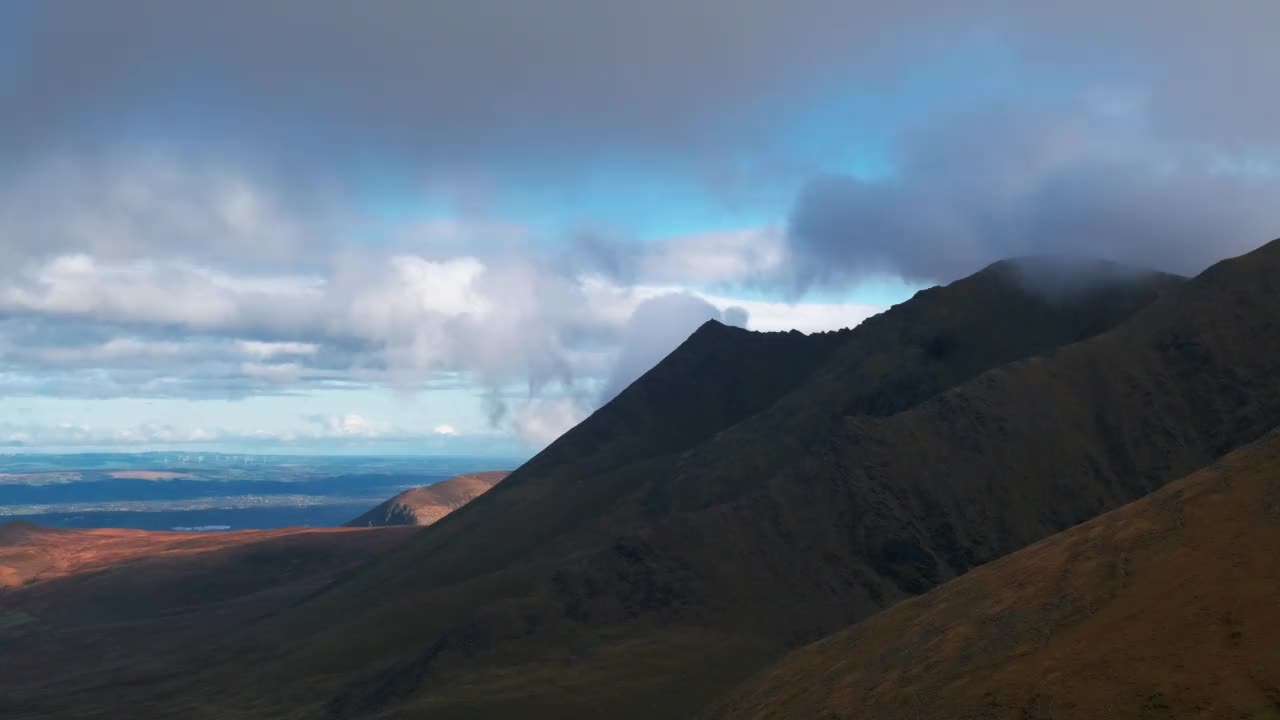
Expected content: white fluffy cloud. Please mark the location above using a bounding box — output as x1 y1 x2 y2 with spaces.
0 151 319 268
0 414 502 451
315 414 388 438
0 421 221 448
241 362 303 385
511 398 592 447
237 341 319 359
638 227 788 285
0 247 876 444
2 253 325 332
0 154 882 449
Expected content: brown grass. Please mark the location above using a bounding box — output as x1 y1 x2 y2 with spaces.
0 522 418 718
0 522 400 588
345 470 510 527
716 429 1280 719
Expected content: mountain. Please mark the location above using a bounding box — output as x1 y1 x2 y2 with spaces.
714 427 1280 719
44 253 1191 718
276 242 1278 719
11 242 1280 720
345 471 511 527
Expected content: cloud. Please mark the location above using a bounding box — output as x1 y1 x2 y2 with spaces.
696 293 878 334
0 421 221 449
2 2 921 166
0 250 579 389
240 362 303 386
9 1 1279 452
787 99 1280 285
0 150 870 400
312 414 387 438
636 227 789 286
0 244 874 406
512 397 592 447
9 4 1279 288
0 255 878 456
2 253 326 333
7 2 1280 172
0 415 513 453
237 341 319 359
0 151 325 269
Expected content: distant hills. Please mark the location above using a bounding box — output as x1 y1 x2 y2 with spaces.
345 471 510 527
4 241 1280 719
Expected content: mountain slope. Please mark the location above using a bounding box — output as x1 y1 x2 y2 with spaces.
715 428 1280 720
345 471 510 527
0 522 72 587
0 524 417 716
338 257 1181 597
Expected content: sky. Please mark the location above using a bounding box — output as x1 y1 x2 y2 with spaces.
2 1 1279 454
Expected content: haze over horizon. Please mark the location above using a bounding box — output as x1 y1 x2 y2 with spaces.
3 1 1278 454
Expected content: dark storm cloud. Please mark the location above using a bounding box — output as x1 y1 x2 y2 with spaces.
7 1 1279 161
7 1 1279 283
787 101 1280 284
4 0 909 163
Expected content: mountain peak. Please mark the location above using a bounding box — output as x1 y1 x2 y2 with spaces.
967 254 1182 301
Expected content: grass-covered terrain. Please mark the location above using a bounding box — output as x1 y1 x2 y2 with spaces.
346 471 510 527
0 522 418 717
715 428 1280 719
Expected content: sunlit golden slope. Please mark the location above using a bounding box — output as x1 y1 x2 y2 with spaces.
345 470 510 527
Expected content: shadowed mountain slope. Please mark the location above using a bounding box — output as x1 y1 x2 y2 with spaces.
345 471 510 527
715 427 1280 720
0 524 417 716
0 524 416 618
